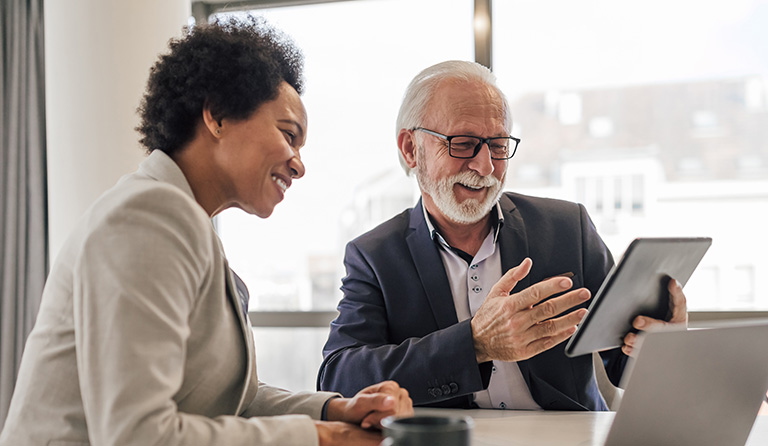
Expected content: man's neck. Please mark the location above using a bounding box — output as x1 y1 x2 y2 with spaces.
423 200 493 258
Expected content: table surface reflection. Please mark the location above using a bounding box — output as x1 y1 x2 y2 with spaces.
413 408 768 446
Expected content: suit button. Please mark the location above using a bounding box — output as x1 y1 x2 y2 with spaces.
434 387 443 397
441 384 451 395
472 286 482 293
449 382 459 393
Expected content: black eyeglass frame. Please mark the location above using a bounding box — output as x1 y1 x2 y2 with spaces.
412 127 520 160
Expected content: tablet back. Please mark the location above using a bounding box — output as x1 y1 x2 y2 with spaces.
565 237 711 357
603 320 768 446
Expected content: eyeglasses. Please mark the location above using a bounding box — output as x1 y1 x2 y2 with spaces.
413 127 520 160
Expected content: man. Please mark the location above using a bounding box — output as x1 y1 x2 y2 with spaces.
317 60 687 411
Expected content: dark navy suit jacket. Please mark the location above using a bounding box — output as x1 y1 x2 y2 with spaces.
318 192 628 410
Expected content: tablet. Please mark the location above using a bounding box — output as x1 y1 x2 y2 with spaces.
564 237 712 358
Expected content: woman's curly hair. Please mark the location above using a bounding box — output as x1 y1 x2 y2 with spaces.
136 16 304 154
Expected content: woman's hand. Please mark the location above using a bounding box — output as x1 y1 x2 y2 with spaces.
325 380 413 429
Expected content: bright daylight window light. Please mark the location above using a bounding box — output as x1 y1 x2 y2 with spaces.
492 0 768 311
213 0 474 393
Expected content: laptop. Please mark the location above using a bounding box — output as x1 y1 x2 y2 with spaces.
602 319 768 446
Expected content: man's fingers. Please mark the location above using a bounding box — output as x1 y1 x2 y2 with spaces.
524 308 588 356
527 288 590 325
668 279 688 324
525 323 579 356
624 332 637 348
511 274 577 312
487 258 533 298
530 308 587 340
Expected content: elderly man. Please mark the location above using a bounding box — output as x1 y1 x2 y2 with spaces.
317 60 688 411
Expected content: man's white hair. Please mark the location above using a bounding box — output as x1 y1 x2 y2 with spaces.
395 60 512 175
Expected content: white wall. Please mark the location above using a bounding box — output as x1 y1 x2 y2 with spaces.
44 0 191 262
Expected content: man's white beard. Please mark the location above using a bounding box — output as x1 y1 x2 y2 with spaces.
415 149 504 225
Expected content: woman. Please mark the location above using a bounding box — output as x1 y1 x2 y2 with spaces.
0 17 411 446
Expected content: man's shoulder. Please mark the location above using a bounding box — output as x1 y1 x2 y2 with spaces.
500 191 582 215
347 205 420 253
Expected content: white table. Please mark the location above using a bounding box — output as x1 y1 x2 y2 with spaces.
414 408 768 446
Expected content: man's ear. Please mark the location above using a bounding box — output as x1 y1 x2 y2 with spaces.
202 106 222 138
397 129 418 169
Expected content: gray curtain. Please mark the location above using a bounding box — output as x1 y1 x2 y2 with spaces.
0 0 48 429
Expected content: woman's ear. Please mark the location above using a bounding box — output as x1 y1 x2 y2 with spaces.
202 106 222 138
397 129 418 169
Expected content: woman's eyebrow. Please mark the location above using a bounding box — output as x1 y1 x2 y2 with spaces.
278 119 305 137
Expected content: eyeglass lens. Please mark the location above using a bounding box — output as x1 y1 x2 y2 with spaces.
450 136 512 159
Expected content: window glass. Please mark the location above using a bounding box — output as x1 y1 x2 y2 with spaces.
493 0 768 310
216 0 474 312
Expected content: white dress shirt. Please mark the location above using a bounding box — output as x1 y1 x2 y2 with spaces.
423 203 541 410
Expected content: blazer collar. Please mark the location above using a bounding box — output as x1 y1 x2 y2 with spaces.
406 199 460 329
134 150 197 202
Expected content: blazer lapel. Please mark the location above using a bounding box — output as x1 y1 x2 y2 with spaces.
405 200 460 329
497 193 531 293
496 194 539 387
222 258 258 414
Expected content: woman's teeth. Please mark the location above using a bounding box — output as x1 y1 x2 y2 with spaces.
272 176 288 192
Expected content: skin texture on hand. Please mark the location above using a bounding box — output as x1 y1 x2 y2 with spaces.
621 279 688 357
470 258 591 363
317 381 414 446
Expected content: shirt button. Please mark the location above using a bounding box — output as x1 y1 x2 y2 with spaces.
472 286 482 293
492 366 497 373
471 274 479 281
500 402 507 409
470 264 478 269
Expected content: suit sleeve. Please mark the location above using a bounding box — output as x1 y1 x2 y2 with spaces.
73 187 320 446
318 241 489 406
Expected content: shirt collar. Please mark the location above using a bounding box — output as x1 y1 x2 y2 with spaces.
422 200 505 247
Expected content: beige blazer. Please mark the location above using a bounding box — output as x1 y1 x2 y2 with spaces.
0 151 337 446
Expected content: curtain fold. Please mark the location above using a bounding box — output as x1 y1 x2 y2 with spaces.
0 0 48 429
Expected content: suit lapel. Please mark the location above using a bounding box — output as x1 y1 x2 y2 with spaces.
495 194 538 385
497 194 531 293
222 258 258 414
406 200 460 329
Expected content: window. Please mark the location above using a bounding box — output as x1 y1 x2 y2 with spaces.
216 0 474 314
214 0 474 391
493 0 768 311
207 0 768 391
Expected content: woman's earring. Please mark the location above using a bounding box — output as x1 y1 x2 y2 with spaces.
215 128 221 135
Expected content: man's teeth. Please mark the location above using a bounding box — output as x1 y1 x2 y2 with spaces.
462 184 483 190
272 176 288 192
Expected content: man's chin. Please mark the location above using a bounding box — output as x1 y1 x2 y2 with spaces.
440 201 490 225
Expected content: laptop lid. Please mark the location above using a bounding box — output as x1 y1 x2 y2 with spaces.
603 320 768 446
